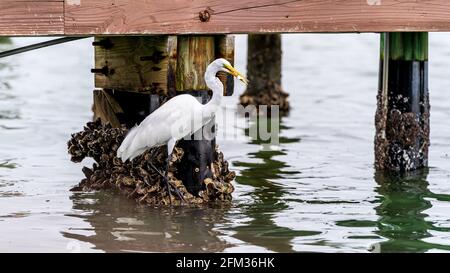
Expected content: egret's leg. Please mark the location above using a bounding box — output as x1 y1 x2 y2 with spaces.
163 154 173 206
148 159 186 202
146 148 164 186
146 147 185 203
164 139 176 206
165 139 187 204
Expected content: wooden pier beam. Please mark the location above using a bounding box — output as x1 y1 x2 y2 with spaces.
239 34 289 114
375 33 429 172
5 1 450 36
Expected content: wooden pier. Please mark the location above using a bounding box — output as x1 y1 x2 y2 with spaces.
1 1 450 36
1 1 448 184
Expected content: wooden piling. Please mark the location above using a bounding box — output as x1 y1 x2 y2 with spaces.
175 35 216 195
215 35 235 96
375 33 429 172
239 34 289 114
92 36 169 127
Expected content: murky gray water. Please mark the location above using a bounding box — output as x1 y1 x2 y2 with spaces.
1 34 450 253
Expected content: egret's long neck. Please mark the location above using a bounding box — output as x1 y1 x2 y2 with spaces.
203 66 223 116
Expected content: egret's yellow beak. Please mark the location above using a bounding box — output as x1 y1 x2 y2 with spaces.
224 63 249 85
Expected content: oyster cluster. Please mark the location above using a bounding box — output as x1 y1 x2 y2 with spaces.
67 119 235 206
239 82 290 115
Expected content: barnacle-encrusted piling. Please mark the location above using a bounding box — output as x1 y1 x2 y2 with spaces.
375 33 429 172
239 34 289 115
68 119 235 206
174 35 236 195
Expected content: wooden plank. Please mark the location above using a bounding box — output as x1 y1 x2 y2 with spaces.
94 36 169 94
0 1 63 36
3 0 450 35
65 0 450 34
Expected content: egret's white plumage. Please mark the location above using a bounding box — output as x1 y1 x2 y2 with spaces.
117 58 247 162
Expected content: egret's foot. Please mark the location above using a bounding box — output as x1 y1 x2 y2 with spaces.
146 161 172 205
148 160 185 205
168 182 186 203
163 176 173 206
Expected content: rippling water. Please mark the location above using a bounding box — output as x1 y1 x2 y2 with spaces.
1 34 450 252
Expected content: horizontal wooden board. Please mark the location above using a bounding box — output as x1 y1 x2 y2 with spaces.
64 0 450 34
3 0 450 35
0 1 64 35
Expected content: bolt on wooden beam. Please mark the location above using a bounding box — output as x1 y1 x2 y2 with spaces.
375 32 429 172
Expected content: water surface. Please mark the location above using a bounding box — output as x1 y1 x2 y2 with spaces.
1 34 450 252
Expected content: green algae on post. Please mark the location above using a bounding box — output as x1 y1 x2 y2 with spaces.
375 32 429 172
380 32 428 61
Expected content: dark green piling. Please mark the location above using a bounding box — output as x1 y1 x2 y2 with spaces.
375 32 429 172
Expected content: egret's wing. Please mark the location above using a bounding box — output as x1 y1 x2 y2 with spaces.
140 95 202 146
117 124 139 158
119 95 202 161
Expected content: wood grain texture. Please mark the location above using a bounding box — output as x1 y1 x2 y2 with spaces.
167 36 178 97
215 35 235 96
92 89 124 127
94 36 169 94
4 0 450 35
168 35 234 96
0 1 63 35
176 36 215 91
65 0 450 34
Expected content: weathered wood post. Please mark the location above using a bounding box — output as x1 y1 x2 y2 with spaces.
375 33 429 172
91 36 169 127
239 34 289 114
173 35 234 195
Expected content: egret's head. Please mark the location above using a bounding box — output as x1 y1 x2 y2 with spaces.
213 58 248 85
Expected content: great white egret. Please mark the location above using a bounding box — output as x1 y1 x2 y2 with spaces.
117 58 247 204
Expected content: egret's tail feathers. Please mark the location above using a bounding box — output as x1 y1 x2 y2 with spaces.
117 125 139 161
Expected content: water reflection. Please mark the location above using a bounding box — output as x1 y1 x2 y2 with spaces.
0 37 11 44
0 38 11 91
2 34 450 252
372 170 450 252
0 37 12 73
231 116 316 252
0 160 17 169
63 191 232 252
0 38 15 102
